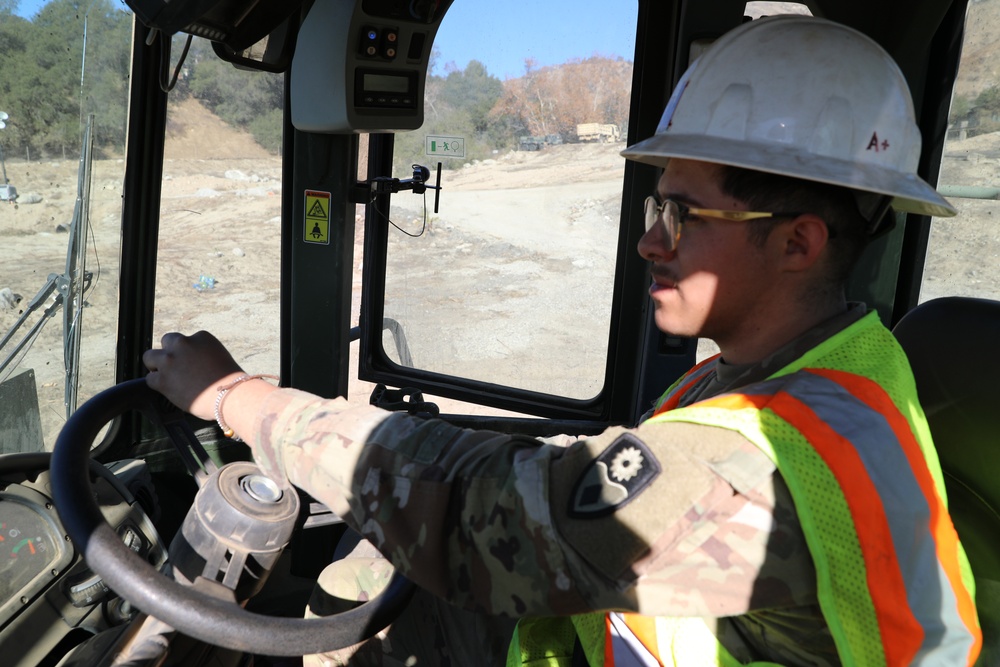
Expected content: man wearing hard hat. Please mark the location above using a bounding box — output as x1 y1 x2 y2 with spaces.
144 15 982 666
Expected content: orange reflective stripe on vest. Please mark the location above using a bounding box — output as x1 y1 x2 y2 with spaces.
653 355 719 416
807 368 981 661
608 613 661 666
692 368 980 664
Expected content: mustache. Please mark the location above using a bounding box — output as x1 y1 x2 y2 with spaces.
649 264 678 284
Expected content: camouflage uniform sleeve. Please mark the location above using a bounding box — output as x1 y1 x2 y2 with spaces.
250 388 394 518
550 420 819 618
251 389 817 618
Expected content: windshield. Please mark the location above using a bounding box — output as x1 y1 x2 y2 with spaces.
150 35 283 385
0 0 130 452
382 0 637 401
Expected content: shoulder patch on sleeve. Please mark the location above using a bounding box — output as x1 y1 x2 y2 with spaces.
569 433 661 518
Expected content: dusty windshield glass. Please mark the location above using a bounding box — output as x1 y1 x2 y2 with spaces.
151 36 283 379
0 1 129 451
923 0 1000 303
383 0 637 400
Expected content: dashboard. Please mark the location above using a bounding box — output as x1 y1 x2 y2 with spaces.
0 454 166 667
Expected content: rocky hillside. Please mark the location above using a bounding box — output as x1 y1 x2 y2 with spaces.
954 0 1000 99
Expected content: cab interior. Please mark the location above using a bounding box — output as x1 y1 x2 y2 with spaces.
0 0 996 664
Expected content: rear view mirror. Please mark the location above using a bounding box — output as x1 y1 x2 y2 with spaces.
126 0 307 72
211 13 300 73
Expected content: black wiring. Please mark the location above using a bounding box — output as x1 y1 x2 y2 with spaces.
375 190 429 238
158 31 193 93
86 215 102 302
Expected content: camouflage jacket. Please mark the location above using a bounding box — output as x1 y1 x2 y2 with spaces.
251 306 869 665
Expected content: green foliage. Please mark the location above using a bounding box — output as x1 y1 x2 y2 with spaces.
0 5 282 159
0 0 131 158
393 59 506 172
184 38 284 154
393 55 634 173
439 60 504 133
963 86 1000 136
80 3 132 153
975 85 1000 112
0 9 631 165
249 108 284 153
950 93 971 122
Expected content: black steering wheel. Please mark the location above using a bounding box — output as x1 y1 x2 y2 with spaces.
51 378 414 656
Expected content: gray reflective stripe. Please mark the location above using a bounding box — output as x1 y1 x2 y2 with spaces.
743 371 974 664
662 357 718 405
608 613 661 667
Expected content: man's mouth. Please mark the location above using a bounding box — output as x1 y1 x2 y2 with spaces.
649 266 678 291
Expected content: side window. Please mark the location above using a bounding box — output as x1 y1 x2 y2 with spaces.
0 1 129 450
922 0 1000 303
379 1 638 402
152 36 283 376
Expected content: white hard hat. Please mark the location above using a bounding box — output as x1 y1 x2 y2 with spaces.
622 16 956 218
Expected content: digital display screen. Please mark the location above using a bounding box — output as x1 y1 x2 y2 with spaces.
364 73 411 93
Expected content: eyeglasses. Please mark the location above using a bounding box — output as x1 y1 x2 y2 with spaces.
643 196 803 251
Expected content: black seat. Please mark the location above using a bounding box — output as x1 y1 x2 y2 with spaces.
893 296 999 662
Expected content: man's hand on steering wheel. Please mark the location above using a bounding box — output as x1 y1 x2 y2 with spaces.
143 331 245 421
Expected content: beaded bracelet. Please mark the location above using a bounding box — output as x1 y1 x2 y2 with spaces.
214 373 279 442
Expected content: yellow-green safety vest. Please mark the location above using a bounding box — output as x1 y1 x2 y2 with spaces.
507 312 981 666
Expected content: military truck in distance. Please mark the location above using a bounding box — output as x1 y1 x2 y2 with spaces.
576 122 621 143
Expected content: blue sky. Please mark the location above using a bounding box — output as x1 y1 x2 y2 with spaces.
13 0 43 16
13 0 637 80
433 1 637 79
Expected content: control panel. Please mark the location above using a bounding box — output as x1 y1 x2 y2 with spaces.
290 0 454 132
0 457 167 665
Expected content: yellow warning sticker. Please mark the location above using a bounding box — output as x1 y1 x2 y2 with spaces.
304 190 331 245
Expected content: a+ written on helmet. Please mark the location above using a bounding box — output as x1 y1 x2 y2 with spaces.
622 15 956 218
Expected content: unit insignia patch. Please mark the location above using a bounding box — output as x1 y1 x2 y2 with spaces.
569 433 661 518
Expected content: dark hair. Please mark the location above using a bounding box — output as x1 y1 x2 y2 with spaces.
718 166 877 288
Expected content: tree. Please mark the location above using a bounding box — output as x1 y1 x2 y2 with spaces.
438 60 503 133
392 59 505 171
0 0 130 158
79 0 133 152
0 14 30 149
974 86 1000 114
185 38 284 152
489 56 633 142
949 94 971 123
970 85 1000 135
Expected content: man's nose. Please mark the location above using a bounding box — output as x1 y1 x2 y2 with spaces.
637 221 675 262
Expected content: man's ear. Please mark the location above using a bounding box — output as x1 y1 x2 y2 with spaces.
775 214 830 272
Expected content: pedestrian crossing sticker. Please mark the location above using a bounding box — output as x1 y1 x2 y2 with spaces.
304 190 331 245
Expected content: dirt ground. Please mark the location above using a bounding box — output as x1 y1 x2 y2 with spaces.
922 134 1000 302
2 97 1000 448
0 98 285 447
0 98 626 446
382 143 622 400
